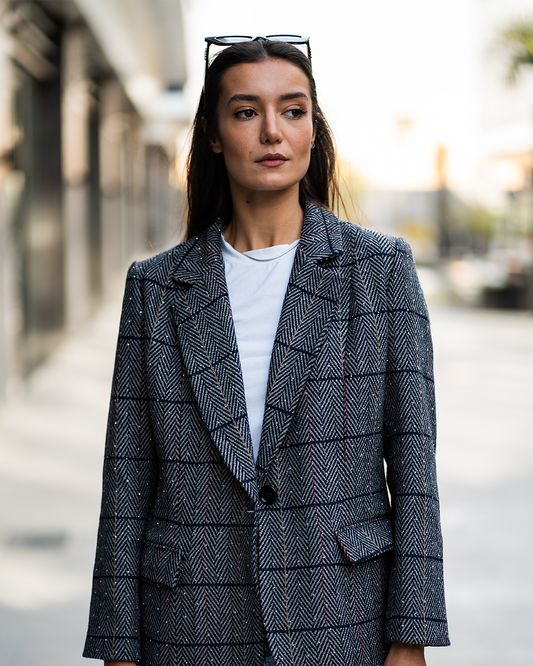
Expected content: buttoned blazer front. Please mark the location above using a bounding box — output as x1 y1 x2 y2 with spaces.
84 203 449 666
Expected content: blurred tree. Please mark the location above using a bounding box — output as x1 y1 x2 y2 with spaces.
499 18 533 84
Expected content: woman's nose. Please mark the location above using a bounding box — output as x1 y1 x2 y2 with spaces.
261 110 281 144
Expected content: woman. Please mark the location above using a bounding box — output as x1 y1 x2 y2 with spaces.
83 36 449 666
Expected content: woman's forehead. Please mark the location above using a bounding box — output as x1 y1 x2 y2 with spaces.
219 59 311 101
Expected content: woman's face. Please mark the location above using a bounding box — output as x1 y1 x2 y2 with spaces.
210 58 316 196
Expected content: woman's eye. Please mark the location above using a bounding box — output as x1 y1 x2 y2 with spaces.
234 108 257 119
286 108 306 119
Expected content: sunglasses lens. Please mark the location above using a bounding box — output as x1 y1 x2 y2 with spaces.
215 35 253 44
266 34 305 42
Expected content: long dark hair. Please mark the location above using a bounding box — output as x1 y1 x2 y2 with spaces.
186 39 342 239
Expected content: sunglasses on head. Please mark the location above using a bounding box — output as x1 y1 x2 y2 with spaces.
204 35 312 87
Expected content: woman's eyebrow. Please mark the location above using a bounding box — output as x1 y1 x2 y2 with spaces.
227 94 259 105
227 92 309 105
279 92 309 101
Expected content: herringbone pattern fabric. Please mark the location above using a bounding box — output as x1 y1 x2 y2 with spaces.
84 203 449 666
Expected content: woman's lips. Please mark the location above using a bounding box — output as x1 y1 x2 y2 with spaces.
256 153 288 167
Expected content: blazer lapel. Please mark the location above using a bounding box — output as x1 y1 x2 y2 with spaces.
171 224 257 501
256 204 343 473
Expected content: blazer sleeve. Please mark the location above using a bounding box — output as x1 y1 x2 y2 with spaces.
383 237 450 646
83 261 156 662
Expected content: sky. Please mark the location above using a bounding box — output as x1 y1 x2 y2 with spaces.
179 0 533 201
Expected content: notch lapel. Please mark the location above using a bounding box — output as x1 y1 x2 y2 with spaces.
256 205 343 472
171 226 257 501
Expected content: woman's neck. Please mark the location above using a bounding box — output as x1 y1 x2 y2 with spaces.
223 186 304 253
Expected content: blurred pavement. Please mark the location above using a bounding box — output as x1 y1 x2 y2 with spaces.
0 293 119 666
429 305 533 666
0 289 532 666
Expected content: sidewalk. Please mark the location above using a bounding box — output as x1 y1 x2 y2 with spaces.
0 292 532 665
0 293 120 666
429 305 533 666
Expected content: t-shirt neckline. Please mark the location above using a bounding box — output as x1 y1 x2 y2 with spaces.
220 233 299 263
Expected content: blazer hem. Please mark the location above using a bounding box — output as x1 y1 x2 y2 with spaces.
385 616 451 647
83 635 141 661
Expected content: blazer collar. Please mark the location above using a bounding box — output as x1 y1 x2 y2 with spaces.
298 201 343 263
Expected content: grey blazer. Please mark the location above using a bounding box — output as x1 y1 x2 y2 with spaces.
84 203 449 666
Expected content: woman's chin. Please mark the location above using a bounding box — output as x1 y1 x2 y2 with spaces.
231 178 303 196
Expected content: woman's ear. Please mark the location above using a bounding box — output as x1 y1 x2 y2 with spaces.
202 117 222 154
209 136 223 154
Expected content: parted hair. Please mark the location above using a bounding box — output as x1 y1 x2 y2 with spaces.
186 39 342 239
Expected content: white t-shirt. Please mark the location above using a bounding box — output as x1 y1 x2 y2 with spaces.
221 233 299 460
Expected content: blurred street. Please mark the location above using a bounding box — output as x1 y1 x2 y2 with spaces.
0 290 531 666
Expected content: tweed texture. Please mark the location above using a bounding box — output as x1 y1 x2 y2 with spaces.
83 203 449 666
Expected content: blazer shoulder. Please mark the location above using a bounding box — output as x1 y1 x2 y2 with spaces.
337 218 409 263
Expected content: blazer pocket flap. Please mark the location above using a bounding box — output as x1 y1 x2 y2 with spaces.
336 516 393 565
140 541 183 589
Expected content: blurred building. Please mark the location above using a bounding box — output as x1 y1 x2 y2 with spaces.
354 0 533 310
0 0 189 403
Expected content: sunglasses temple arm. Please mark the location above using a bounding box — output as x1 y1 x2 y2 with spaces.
204 44 210 88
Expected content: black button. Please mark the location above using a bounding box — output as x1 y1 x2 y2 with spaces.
258 485 278 505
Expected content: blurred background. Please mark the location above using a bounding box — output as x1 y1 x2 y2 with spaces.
0 0 531 665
